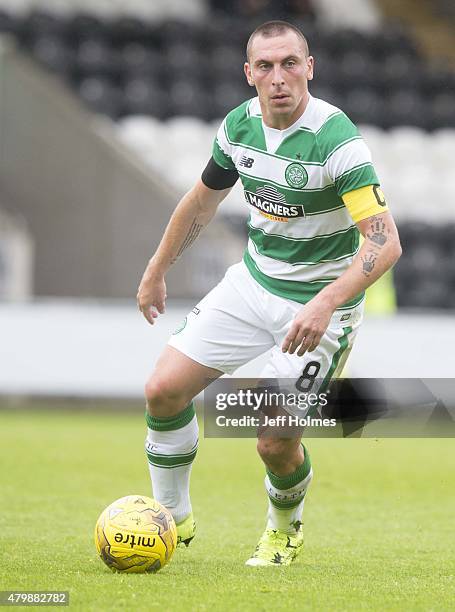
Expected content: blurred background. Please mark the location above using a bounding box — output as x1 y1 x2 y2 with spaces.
0 0 454 400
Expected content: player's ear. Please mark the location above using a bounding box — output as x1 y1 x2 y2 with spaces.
306 56 314 81
244 62 255 87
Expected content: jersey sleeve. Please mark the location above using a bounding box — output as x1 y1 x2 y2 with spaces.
212 118 236 171
324 114 379 197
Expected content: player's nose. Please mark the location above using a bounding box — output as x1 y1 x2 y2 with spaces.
271 65 285 85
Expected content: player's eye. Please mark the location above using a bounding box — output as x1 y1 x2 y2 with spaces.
285 60 296 68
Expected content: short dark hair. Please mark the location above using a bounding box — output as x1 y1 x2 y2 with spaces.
246 20 309 61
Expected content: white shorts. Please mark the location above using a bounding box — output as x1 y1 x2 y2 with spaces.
169 261 363 388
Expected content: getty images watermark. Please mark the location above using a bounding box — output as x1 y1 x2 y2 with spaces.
214 387 336 429
203 378 455 438
203 379 340 437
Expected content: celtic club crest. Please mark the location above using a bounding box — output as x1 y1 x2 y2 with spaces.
285 162 308 188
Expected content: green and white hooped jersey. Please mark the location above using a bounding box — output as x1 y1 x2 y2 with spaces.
213 95 379 308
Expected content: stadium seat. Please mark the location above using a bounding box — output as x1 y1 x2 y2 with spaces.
338 52 377 90
212 82 249 119
429 94 455 130
0 9 20 36
384 90 427 129
420 64 455 98
398 278 452 309
168 79 210 119
74 39 120 81
343 88 385 127
381 52 421 91
326 29 370 57
210 45 246 83
310 84 342 109
309 49 337 86
118 44 162 80
165 116 213 155
164 43 207 83
117 115 164 153
29 34 74 78
121 77 169 118
315 0 381 31
65 12 106 43
108 15 154 45
369 24 418 59
19 9 63 43
387 127 427 165
159 18 204 48
430 128 455 161
77 76 123 118
393 221 455 309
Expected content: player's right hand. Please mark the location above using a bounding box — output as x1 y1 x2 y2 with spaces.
137 273 167 326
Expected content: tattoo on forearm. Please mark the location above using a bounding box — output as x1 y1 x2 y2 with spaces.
177 220 203 255
361 251 378 277
366 217 388 247
171 219 203 264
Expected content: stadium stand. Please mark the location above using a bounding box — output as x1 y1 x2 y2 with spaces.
377 0 455 68
0 0 454 309
0 0 207 20
0 8 452 128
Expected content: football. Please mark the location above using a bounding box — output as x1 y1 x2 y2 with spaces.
94 495 177 573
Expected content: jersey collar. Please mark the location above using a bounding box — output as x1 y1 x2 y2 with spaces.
254 95 314 154
249 94 314 134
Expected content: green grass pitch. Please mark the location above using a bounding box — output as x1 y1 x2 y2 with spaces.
1 406 454 611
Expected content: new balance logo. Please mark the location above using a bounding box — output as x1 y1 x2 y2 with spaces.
240 156 254 168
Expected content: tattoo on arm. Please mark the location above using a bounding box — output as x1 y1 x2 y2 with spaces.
366 217 388 247
361 250 378 277
171 219 204 264
177 220 203 255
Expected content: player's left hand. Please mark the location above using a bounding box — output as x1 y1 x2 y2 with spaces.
282 296 335 356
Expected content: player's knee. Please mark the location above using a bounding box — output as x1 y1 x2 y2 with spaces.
144 377 161 412
257 437 286 465
144 375 187 416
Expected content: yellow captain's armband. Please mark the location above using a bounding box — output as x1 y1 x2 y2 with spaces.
342 185 389 223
